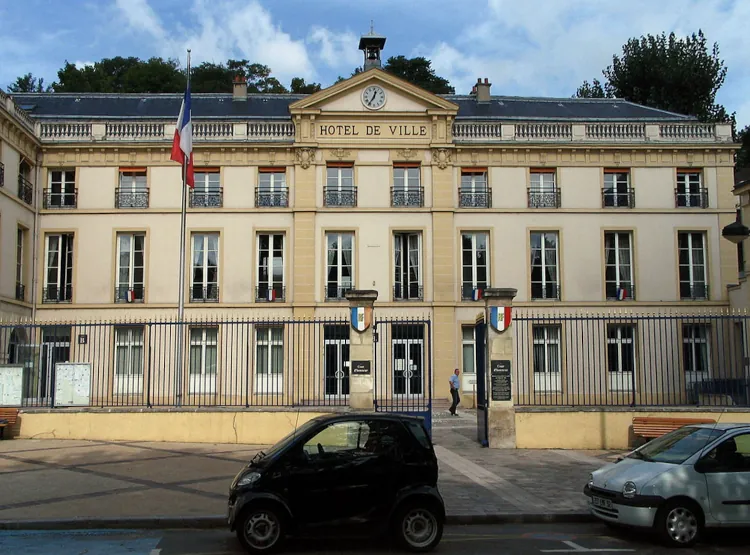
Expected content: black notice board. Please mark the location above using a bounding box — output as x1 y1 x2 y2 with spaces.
351 360 371 375
490 360 512 401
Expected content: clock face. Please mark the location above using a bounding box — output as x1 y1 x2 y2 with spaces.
362 85 386 110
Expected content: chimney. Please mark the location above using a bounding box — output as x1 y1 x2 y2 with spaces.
233 75 247 101
475 77 491 102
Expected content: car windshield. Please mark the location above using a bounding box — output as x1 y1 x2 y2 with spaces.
251 418 323 462
629 426 726 464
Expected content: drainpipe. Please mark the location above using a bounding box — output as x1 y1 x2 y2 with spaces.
30 150 42 323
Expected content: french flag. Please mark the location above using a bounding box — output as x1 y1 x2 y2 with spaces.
616 287 627 301
170 84 194 188
267 288 276 301
472 288 483 301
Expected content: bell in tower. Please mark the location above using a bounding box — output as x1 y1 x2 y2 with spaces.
358 22 386 71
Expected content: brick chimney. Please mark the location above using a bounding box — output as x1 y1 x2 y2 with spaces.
233 75 247 101
475 78 491 102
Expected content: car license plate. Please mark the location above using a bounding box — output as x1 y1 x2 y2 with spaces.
592 496 613 510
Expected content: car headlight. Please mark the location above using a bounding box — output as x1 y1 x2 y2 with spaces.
622 481 637 499
588 474 594 488
237 471 261 487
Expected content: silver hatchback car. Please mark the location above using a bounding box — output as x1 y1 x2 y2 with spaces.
584 423 750 547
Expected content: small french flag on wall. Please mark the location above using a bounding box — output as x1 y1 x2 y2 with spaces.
267 288 276 301
616 287 627 301
472 288 483 301
126 289 135 303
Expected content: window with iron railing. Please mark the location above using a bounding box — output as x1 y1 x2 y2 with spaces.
678 232 708 300
43 233 74 303
605 232 635 300
530 231 560 300
256 169 288 207
115 233 145 303
18 175 33 205
191 233 219 302
528 170 560 208
45 169 77 208
257 233 285 301
461 232 489 300
602 170 634 208
459 169 491 208
676 171 708 208
326 232 354 300
392 165 423 207
116 169 149 208
325 165 356 207
190 170 222 207
394 232 422 300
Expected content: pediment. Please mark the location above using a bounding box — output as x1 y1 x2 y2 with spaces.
289 68 458 114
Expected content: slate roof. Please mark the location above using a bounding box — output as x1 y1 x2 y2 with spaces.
10 92 694 122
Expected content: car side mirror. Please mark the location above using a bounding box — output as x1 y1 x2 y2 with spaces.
694 457 719 473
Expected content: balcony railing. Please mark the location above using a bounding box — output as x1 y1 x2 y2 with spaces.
189 188 223 208
43 189 78 209
324 186 357 207
459 187 492 208
255 188 289 208
391 187 424 207
680 283 709 300
528 187 561 208
606 282 636 301
602 188 635 208
18 175 33 205
675 188 709 208
43 284 73 303
256 285 286 302
15 283 25 302
461 284 489 301
394 284 423 301
531 283 561 301
190 285 219 303
114 285 145 303
326 285 353 301
0 161 4 188
115 188 149 208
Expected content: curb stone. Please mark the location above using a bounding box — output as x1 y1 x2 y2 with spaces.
0 513 595 531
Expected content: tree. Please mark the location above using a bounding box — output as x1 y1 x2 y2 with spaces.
737 125 750 171
575 31 731 122
574 78 608 99
383 56 454 94
53 56 185 93
7 73 49 92
290 77 321 94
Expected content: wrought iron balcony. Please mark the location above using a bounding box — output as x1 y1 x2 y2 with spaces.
461 284 489 301
43 189 78 209
42 284 73 303
393 284 423 301
256 285 286 302
255 188 289 208
323 186 357 207
459 187 492 208
531 283 561 301
15 283 25 302
391 187 424 208
675 188 709 208
602 188 635 208
114 285 145 303
606 282 636 301
0 161 4 188
528 187 561 208
189 188 223 208
18 175 33 205
190 285 219 303
115 187 149 208
680 283 709 300
325 285 353 301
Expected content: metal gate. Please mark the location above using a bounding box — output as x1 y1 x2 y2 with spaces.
373 319 432 434
475 318 489 446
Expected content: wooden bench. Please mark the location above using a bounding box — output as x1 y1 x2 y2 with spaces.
0 408 20 440
632 416 715 440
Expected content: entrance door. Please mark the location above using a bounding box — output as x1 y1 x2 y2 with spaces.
324 328 350 399
393 339 423 397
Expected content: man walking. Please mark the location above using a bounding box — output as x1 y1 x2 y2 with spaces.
449 368 460 416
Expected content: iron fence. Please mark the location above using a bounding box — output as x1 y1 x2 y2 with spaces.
0 318 359 409
513 310 750 408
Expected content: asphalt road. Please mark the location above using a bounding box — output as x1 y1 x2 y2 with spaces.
0 523 748 555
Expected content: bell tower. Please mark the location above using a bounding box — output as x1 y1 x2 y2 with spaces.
358 22 386 71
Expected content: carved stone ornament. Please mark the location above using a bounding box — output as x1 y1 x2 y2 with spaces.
296 147 316 169
431 148 452 170
330 148 351 160
396 148 415 160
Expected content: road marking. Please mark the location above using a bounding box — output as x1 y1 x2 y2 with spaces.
541 540 635 553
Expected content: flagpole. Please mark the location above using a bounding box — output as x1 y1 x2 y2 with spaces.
175 49 191 407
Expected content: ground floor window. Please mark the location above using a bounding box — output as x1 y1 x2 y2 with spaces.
532 325 561 392
256 326 283 394
114 326 144 395
189 327 218 394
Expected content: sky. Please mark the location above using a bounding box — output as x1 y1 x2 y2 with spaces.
0 0 748 127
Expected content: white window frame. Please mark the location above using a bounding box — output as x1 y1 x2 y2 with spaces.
114 326 144 395
16 228 23 287
394 232 422 300
259 170 286 192
678 232 708 299
44 233 74 302
604 232 634 299
325 232 354 299
189 327 218 394
393 166 420 192
683 324 711 385
607 324 636 392
116 233 145 302
532 325 561 392
194 171 220 193
530 231 559 300
48 169 76 207
530 171 556 192
461 232 489 298
603 171 630 207
191 233 219 300
461 325 477 392
257 233 285 300
119 170 147 192
461 171 488 193
326 166 354 192
255 326 284 394
677 171 704 207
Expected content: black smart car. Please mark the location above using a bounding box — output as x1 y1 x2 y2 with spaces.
228 413 444 553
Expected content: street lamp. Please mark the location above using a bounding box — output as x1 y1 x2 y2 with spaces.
722 220 750 244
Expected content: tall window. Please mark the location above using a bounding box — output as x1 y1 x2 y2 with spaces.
605 232 634 300
530 231 559 300
257 169 288 207
114 326 144 395
683 324 710 380
325 165 356 207
459 169 490 208
46 170 77 208
16 228 25 301
461 232 489 300
529 170 559 208
392 164 422 207
18 159 33 205
189 327 218 394
603 170 633 208
257 233 284 301
326 232 354 300
44 233 74 303
117 169 148 208
461 325 476 382
676 170 707 208
678 232 708 299
116 233 145 303
533 325 561 391
607 325 636 391
256 327 284 394
394 232 422 300
191 233 219 302
191 169 222 207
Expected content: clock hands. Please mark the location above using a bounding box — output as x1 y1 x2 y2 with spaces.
370 90 378 104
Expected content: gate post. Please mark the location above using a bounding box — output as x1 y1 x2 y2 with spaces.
483 288 518 448
345 290 378 410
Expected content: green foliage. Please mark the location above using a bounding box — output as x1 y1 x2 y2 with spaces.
574 78 609 99
7 73 50 92
383 56 454 94
290 77 322 94
737 125 750 170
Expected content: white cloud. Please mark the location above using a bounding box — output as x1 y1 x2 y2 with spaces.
114 0 166 43
74 61 94 69
307 26 360 69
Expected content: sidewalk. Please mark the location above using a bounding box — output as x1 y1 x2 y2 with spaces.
0 410 622 528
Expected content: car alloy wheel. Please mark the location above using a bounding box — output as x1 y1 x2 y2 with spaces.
238 508 283 553
399 506 442 552
655 500 702 548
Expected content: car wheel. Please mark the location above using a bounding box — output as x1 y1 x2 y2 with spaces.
394 503 443 553
236 506 285 553
654 499 702 548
